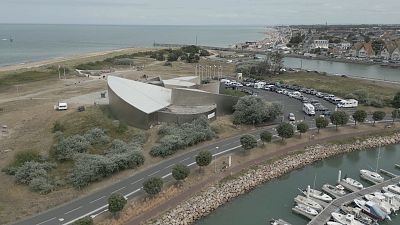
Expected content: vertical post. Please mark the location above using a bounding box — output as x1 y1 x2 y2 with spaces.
307 185 310 198
228 155 232 167
215 147 219 173
337 170 342 183
58 65 61 80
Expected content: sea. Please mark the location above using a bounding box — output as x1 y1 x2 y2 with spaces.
0 24 265 67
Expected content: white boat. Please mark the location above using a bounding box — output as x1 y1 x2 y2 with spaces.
371 191 399 211
331 212 364 225
364 194 393 214
302 188 333 202
294 195 323 211
360 169 384 183
383 186 400 202
340 205 373 225
354 199 390 221
270 218 292 225
387 184 400 195
342 177 363 189
294 204 318 216
322 184 347 197
326 222 342 225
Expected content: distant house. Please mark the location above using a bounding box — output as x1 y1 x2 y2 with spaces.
392 48 400 61
312 40 329 49
381 48 391 60
350 42 375 58
339 42 352 50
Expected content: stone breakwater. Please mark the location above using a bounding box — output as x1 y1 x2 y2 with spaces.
146 132 400 225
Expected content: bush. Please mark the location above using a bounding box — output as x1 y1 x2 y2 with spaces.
73 217 93 225
330 111 349 129
116 122 128 134
29 177 54 194
172 164 190 181
372 111 386 124
240 135 258 151
8 150 42 169
84 128 110 145
276 122 295 140
393 92 400 108
143 177 163 196
108 193 127 216
296 122 309 136
233 96 282 125
195 150 212 168
108 151 145 171
15 161 54 185
52 121 65 133
70 154 116 188
260 131 272 145
54 135 90 161
150 117 215 157
315 117 329 132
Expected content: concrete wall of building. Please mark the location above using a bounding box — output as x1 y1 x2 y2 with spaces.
108 87 153 129
198 81 220 94
157 107 216 125
170 88 238 116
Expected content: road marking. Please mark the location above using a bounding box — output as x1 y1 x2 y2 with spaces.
62 205 108 225
90 209 108 218
64 206 82 215
58 218 64 221
131 178 144 185
111 186 126 194
162 173 172 179
180 157 190 162
124 188 142 198
148 170 160 177
89 196 106 204
212 145 242 157
187 162 196 166
36 217 56 225
165 164 175 169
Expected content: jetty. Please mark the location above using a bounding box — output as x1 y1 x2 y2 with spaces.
307 176 400 225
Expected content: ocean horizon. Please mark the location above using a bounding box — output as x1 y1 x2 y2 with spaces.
0 24 265 67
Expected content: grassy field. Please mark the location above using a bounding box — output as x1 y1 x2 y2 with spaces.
271 72 400 102
0 70 58 91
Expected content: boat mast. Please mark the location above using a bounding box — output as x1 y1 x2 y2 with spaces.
375 145 381 172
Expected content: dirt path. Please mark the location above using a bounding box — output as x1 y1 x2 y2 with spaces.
126 127 395 225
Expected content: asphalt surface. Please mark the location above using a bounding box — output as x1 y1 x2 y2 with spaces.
13 87 393 225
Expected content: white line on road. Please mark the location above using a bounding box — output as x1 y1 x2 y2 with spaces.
180 157 190 162
36 217 56 225
212 145 241 157
111 186 126 194
64 206 82 215
124 188 142 198
131 178 144 185
62 205 108 225
162 173 172 179
187 162 196 167
148 170 160 177
90 209 108 219
89 196 106 204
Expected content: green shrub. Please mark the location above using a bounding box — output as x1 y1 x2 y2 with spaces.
54 135 90 161
84 128 110 145
29 177 54 194
52 121 65 133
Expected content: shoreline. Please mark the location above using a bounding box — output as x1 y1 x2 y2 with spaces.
145 130 400 225
0 47 147 72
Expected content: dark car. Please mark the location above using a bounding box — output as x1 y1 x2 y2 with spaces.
322 110 332 116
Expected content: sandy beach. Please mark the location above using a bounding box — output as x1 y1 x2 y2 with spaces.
0 47 151 72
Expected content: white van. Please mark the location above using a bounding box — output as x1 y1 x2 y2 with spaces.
56 102 68 110
337 99 358 108
303 103 315 116
254 82 266 89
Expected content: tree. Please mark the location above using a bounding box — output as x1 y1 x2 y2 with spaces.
392 109 400 122
260 131 272 146
143 177 163 196
73 217 93 225
372 111 386 125
330 111 349 130
240 135 258 151
233 96 266 125
270 52 284 74
352 110 367 126
195 150 212 170
276 122 294 140
296 122 309 137
108 193 127 217
172 163 190 182
393 92 400 109
315 117 329 133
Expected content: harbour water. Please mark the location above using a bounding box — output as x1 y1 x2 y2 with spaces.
194 144 400 225
284 57 400 83
0 24 265 66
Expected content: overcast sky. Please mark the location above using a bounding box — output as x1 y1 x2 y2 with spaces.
1 0 399 25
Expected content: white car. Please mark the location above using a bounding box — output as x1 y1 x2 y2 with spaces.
288 113 296 121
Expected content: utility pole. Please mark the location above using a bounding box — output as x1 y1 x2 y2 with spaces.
58 65 61 80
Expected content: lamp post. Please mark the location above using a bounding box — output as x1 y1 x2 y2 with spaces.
214 147 219 173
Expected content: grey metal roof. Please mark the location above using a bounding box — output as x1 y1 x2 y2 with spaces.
108 76 171 114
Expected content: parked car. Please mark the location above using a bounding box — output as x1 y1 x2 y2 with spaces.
288 113 296 121
324 94 335 101
322 110 332 116
316 92 324 98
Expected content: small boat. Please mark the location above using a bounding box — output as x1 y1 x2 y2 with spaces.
342 177 364 190
387 184 400 195
331 212 364 225
364 193 393 214
301 188 333 202
269 218 292 225
360 169 384 183
322 184 347 197
1 38 8 41
354 199 390 221
326 222 342 225
370 192 399 212
383 186 400 202
294 204 318 216
294 195 323 211
340 205 374 224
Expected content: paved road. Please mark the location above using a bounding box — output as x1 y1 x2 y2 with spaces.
13 88 394 225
